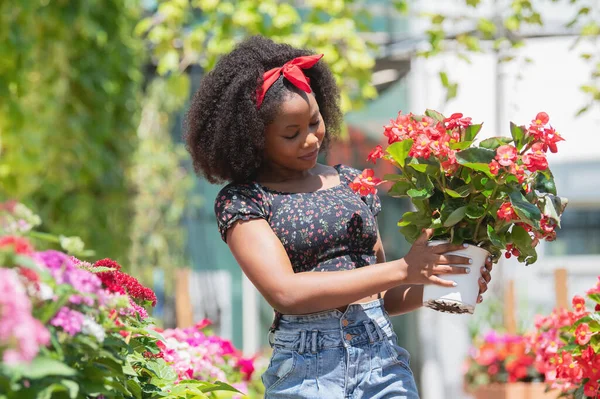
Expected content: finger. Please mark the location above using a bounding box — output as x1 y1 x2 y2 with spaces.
432 265 471 275
484 256 493 272
414 228 434 245
480 266 491 283
431 242 468 254
436 255 472 265
477 295 483 304
428 275 457 288
478 277 487 294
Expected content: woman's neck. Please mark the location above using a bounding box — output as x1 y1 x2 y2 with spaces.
256 163 318 184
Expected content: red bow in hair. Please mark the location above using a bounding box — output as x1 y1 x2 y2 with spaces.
256 54 324 108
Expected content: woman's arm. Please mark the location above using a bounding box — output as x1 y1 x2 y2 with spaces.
226 219 470 315
373 223 426 316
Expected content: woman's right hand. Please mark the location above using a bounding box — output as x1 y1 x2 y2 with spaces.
402 228 472 287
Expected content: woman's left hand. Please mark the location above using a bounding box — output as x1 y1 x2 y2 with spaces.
477 256 493 303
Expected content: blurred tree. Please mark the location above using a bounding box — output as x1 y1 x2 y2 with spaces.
399 0 600 113
0 0 144 262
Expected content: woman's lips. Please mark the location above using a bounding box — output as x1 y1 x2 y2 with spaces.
299 148 319 160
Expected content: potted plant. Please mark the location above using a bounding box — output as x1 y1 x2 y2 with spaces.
351 110 567 313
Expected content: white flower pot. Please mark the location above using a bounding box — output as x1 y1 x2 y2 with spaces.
422 240 491 314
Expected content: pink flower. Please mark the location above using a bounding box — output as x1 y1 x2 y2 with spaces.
495 145 518 167
0 236 34 254
575 323 592 345
0 269 50 364
572 296 588 317
51 306 85 336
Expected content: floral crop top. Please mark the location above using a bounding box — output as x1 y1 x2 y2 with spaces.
214 164 382 329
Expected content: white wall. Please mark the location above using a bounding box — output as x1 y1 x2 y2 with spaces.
409 34 600 399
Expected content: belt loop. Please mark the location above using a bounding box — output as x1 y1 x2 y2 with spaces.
363 320 375 343
298 330 307 354
311 330 318 354
373 321 385 341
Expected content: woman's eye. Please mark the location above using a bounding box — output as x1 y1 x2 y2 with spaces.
310 120 320 127
285 132 300 140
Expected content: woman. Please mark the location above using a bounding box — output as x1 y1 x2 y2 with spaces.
184 36 493 398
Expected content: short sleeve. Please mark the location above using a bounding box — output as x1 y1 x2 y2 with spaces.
338 165 382 217
214 184 270 243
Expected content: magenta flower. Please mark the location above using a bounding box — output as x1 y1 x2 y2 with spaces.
51 306 85 336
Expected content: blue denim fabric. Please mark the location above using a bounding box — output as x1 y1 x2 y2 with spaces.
262 299 420 399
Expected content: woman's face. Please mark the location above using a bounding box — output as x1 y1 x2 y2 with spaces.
263 90 325 173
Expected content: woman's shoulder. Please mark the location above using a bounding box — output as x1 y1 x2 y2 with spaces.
215 182 267 205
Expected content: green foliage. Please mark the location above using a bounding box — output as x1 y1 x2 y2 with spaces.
0 0 144 263
138 0 377 113
128 78 198 292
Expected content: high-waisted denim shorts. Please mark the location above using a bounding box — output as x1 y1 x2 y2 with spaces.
262 299 420 398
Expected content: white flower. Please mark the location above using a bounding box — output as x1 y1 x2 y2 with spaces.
82 316 106 342
36 283 54 301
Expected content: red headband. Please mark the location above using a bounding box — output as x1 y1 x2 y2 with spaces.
256 54 324 108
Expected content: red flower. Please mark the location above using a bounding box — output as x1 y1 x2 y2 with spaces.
17 266 40 284
444 113 472 129
367 145 384 164
489 160 500 175
509 163 526 184
410 134 432 159
497 202 517 222
541 127 565 153
575 323 592 345
94 258 122 271
93 258 157 306
495 145 518 167
0 236 34 254
523 143 548 172
349 169 383 196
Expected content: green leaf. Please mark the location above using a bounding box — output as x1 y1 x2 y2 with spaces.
386 140 413 168
425 109 445 122
466 204 485 219
399 224 420 243
487 225 505 248
198 381 243 394
14 357 77 379
383 173 405 181
479 136 513 150
456 147 496 164
443 206 467 227
510 122 525 150
508 190 542 228
459 162 494 178
464 123 483 141
388 180 412 198
450 140 473 150
127 380 143 399
534 170 557 195
445 185 470 198
541 195 564 228
407 188 432 200
408 163 428 172
399 211 431 227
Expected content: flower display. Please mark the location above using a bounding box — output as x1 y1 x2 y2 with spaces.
0 202 264 398
529 277 600 398
464 330 544 390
